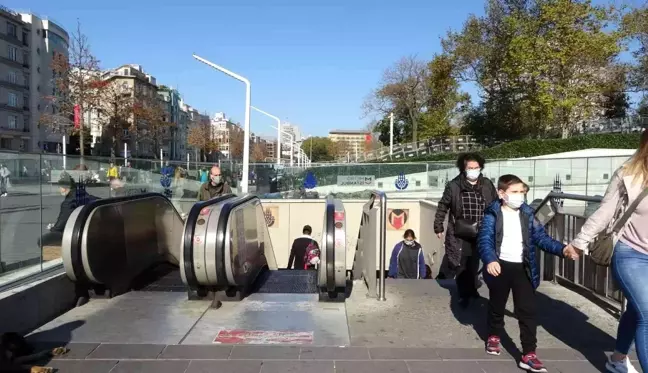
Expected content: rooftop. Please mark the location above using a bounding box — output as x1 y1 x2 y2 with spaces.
329 129 370 135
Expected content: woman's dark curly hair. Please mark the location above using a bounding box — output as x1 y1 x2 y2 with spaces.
456 152 486 172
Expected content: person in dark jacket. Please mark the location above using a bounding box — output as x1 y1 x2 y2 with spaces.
287 225 319 269
433 153 498 307
388 229 426 279
198 166 233 201
477 174 577 372
39 173 98 247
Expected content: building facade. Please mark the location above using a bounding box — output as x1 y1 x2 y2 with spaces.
328 129 370 158
0 7 69 152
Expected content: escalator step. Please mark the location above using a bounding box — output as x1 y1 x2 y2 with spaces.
255 270 318 294
132 265 186 292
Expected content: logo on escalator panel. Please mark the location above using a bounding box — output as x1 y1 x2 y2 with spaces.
264 206 279 227
395 173 409 190
387 208 409 231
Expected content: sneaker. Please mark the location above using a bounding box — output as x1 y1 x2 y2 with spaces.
606 355 640 373
519 352 547 373
485 336 501 355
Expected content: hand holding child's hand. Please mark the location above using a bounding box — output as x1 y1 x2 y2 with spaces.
563 244 580 260
486 262 501 277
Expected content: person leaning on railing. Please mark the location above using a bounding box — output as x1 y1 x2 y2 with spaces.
565 129 648 373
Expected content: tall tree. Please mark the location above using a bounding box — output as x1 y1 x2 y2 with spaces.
229 128 244 159
251 143 267 162
363 56 428 144
187 116 218 161
132 94 171 159
299 137 337 162
44 21 105 156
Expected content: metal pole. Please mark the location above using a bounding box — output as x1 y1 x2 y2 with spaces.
193 53 251 193
310 137 313 162
187 153 190 170
62 135 67 170
124 143 128 167
251 106 281 166
389 112 394 156
290 139 294 167
160 148 163 168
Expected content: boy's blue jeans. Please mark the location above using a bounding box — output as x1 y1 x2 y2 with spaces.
613 240 648 370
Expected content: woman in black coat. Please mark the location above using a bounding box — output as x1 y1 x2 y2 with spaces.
433 153 497 308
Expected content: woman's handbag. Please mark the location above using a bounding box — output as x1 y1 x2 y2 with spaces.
454 218 479 240
589 188 648 266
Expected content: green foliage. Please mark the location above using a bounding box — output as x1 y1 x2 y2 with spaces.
300 137 337 162
384 133 641 162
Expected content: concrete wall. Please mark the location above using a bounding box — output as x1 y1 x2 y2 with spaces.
0 272 76 334
260 199 444 274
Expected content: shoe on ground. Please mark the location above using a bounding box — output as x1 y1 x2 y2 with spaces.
519 352 547 373
485 335 501 356
606 355 640 373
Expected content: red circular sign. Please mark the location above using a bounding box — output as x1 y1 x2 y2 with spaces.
334 212 344 221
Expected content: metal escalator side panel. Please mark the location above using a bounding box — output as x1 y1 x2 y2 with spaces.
62 206 86 282
325 198 335 292
332 199 347 288
204 203 225 286
182 194 236 288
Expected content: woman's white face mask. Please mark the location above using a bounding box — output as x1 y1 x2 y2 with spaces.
465 169 481 181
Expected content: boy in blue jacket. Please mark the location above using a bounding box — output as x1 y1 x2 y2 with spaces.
477 174 578 373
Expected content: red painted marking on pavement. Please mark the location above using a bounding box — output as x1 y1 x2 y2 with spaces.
214 330 313 345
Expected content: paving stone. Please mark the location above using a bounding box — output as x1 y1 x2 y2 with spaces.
87 343 165 359
536 348 587 360
407 360 483 373
32 342 99 359
229 346 300 360
334 360 409 373
261 360 334 373
159 344 232 359
368 347 438 360
478 360 528 373
45 359 118 373
547 360 610 373
186 360 263 373
436 348 511 360
300 346 369 360
110 360 190 373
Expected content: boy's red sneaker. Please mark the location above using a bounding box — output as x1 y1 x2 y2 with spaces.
519 352 548 373
485 336 501 355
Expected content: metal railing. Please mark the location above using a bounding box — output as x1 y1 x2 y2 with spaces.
372 190 387 301
534 192 625 314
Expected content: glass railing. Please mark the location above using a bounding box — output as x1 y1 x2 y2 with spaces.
0 150 634 286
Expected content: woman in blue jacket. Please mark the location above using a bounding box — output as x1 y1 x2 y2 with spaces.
388 229 426 279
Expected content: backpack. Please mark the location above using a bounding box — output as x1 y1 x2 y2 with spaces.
303 240 320 269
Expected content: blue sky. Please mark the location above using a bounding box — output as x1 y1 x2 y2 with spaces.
12 0 640 139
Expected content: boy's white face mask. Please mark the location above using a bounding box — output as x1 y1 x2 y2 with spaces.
504 193 525 209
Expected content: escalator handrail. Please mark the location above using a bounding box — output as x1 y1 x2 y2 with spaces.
68 192 177 285
182 193 237 288
325 197 336 292
214 194 260 287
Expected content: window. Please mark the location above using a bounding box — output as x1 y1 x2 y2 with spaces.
8 45 17 61
7 23 17 37
8 71 16 84
8 93 17 107
8 115 17 129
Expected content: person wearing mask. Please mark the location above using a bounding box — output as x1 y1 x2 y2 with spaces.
388 229 426 279
564 130 648 373
287 225 319 269
198 166 232 201
434 153 498 308
40 173 98 247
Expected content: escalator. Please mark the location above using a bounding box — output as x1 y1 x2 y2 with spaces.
61 191 347 304
182 194 348 302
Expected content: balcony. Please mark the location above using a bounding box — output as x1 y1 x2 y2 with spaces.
0 103 24 113
0 56 23 69
0 80 28 91
23 106 29 112
0 32 24 47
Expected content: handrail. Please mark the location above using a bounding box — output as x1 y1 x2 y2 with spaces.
370 190 387 301
534 191 603 213
214 195 259 287
182 194 237 288
68 193 177 284
325 196 336 292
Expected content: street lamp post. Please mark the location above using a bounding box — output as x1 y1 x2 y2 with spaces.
270 125 294 167
389 112 394 156
193 54 251 193
251 106 281 166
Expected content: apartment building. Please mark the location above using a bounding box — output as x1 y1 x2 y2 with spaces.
89 64 159 157
210 112 243 159
328 129 370 157
0 6 30 151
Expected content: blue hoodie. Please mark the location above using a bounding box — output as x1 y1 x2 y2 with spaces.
477 200 565 289
388 241 426 279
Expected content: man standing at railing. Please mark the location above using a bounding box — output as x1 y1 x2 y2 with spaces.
198 166 232 201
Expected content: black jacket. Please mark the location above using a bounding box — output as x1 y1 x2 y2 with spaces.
51 190 98 233
287 236 319 269
433 173 497 268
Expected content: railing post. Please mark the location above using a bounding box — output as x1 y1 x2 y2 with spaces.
379 193 387 301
